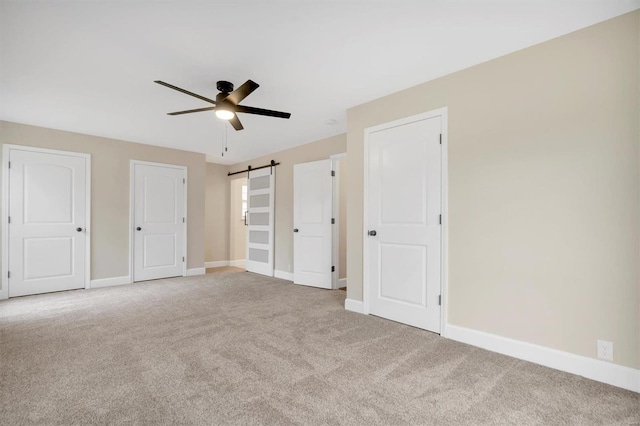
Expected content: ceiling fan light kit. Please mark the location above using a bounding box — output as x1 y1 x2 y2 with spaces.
215 109 234 120
154 79 291 131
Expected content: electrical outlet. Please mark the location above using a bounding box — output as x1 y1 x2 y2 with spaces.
597 340 613 361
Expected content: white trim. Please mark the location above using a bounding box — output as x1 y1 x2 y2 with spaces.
186 267 205 276
205 260 245 269
205 261 230 268
443 324 640 393
330 156 341 289
345 298 364 314
130 160 188 282
274 270 293 281
439 110 449 333
1 144 91 299
330 152 347 160
90 275 132 289
1 147 9 300
362 107 449 333
329 152 346 290
338 278 347 288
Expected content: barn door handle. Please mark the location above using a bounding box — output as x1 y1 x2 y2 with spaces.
293 229 299 233
136 227 142 231
368 230 377 236
244 211 248 226
76 227 83 232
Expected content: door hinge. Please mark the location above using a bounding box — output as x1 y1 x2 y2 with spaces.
438 295 442 306
183 217 185 223
331 218 335 224
439 134 442 144
7 161 10 169
439 215 442 225
7 271 10 279
331 170 335 177
182 257 185 262
7 216 10 224
331 265 335 272
183 178 185 184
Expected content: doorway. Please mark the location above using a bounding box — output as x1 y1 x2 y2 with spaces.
292 154 347 290
364 108 447 333
2 145 91 298
130 160 187 282
229 176 247 268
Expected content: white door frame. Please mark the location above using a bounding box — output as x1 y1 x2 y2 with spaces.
1 144 92 300
330 152 346 289
362 107 448 334
129 160 188 281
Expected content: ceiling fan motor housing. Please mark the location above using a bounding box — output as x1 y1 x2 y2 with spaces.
216 80 234 93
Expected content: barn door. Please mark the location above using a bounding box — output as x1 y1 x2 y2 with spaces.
246 167 275 276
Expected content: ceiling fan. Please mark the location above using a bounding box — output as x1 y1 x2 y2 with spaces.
154 79 291 131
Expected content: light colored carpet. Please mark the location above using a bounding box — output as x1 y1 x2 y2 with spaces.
0 267 638 425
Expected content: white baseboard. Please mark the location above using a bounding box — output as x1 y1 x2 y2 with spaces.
229 259 246 268
345 298 364 314
90 275 131 289
274 270 293 281
0 288 8 300
443 324 640 393
205 261 229 268
186 267 206 276
338 278 347 289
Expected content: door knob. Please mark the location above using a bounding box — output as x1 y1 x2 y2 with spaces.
76 227 83 232
136 227 142 231
368 230 377 236
293 228 299 233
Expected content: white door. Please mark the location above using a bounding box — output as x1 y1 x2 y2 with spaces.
133 163 186 281
8 148 89 297
246 167 275 276
367 114 442 332
293 159 333 289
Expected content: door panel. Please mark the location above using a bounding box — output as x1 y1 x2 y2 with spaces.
24 163 74 223
368 115 442 332
23 237 74 280
379 243 426 305
133 163 185 281
293 159 333 289
245 167 275 276
8 149 88 297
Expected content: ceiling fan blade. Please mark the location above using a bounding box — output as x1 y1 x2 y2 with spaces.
235 105 291 119
154 81 217 105
229 114 244 131
167 106 217 116
225 80 260 105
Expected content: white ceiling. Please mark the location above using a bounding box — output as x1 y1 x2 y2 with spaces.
1 1 638 165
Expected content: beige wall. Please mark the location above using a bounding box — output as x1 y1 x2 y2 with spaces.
229 177 247 261
347 11 640 369
0 121 206 282
204 162 230 263
227 133 346 273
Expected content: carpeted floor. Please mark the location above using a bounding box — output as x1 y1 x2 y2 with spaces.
0 268 638 425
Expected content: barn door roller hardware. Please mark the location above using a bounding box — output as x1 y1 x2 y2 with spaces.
228 160 280 176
